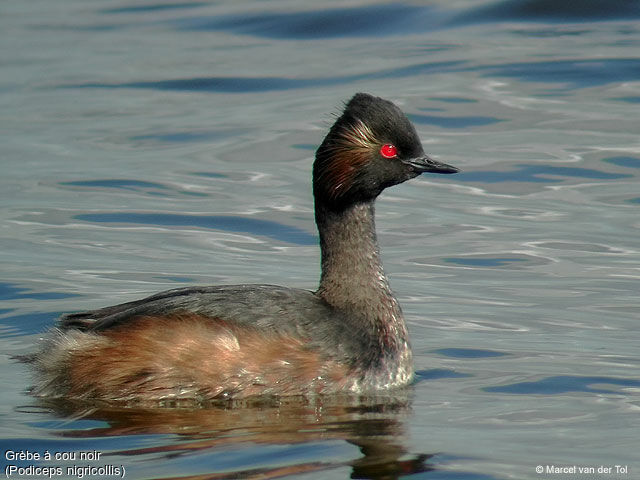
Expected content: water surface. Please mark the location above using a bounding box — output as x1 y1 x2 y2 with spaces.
1 0 638 478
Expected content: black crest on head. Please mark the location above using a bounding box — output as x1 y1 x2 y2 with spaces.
313 93 426 211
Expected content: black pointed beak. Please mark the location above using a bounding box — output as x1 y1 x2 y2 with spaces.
404 155 459 174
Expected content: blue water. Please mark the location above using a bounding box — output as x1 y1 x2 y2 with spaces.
1 0 638 478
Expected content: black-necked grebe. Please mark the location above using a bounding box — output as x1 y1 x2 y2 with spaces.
28 93 458 402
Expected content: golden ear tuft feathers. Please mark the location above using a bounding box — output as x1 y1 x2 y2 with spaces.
318 119 380 200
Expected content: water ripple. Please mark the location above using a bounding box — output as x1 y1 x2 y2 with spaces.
434 348 508 358
0 312 62 337
409 113 503 129
613 96 640 104
452 0 640 25
129 130 239 144
416 369 472 380
59 179 208 198
61 179 169 191
454 164 633 184
485 375 640 395
601 156 640 169
173 4 442 39
0 282 78 301
170 1 640 41
102 2 208 14
479 58 640 89
74 212 317 245
60 60 466 93
59 58 640 94
441 254 549 269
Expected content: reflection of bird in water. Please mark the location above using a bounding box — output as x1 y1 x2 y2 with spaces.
38 395 435 479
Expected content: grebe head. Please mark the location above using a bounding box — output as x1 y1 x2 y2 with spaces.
313 93 458 212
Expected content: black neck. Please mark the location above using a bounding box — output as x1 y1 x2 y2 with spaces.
315 201 405 337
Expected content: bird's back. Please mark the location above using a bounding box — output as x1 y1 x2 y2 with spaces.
30 285 379 402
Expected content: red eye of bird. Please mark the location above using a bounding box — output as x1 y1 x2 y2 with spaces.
380 144 398 159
